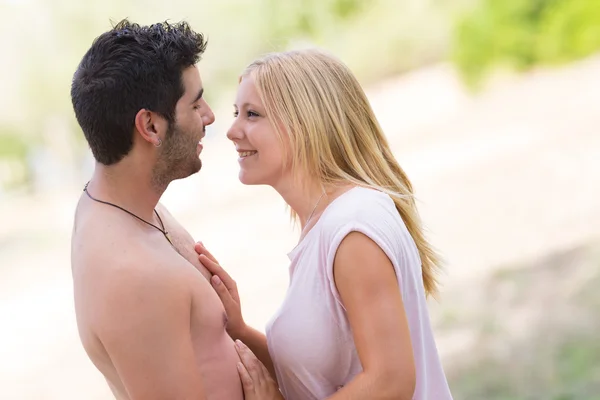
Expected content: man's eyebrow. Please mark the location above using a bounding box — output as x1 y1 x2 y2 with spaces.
191 88 204 104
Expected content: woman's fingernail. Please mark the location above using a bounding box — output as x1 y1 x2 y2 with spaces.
211 275 221 285
235 339 243 349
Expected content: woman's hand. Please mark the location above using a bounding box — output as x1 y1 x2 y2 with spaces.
235 340 284 400
194 242 247 340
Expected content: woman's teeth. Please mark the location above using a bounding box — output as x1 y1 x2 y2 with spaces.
239 151 257 158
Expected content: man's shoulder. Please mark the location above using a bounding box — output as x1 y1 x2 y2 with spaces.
87 253 195 363
106 252 191 301
86 239 190 286
73 202 140 251
72 202 197 304
79 243 193 330
73 203 179 265
73 226 192 302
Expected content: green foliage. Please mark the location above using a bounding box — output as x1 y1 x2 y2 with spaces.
0 129 31 190
260 0 370 48
0 126 28 160
1 0 463 192
451 0 600 88
537 0 600 63
261 0 456 84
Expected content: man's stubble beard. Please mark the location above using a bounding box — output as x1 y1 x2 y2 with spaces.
151 124 202 192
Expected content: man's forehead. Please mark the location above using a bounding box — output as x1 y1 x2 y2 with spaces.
182 65 202 94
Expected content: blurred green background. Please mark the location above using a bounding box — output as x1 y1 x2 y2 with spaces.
1 0 599 398
2 0 600 192
3 0 600 192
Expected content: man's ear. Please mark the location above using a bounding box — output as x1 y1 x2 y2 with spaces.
134 109 168 146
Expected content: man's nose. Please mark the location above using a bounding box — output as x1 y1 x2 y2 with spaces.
203 107 215 127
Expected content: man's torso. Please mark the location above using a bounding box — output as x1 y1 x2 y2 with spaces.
71 197 243 399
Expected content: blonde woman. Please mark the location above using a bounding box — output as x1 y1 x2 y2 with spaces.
195 49 453 400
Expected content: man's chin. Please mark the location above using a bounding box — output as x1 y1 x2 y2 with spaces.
181 160 202 179
162 156 202 181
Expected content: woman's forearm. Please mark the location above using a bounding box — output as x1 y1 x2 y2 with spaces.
237 326 277 381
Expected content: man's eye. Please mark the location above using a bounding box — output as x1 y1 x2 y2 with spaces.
233 111 239 117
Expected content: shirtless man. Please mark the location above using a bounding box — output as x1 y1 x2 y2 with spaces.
70 19 243 399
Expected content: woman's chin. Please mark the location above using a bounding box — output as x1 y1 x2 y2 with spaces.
238 171 259 186
239 171 277 187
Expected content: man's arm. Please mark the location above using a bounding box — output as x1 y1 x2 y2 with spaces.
94 253 206 400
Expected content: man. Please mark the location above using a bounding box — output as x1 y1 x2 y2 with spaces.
70 19 243 399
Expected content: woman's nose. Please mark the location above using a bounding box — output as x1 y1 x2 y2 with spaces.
226 120 242 142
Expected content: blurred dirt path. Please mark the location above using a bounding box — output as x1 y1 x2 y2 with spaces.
1 56 599 398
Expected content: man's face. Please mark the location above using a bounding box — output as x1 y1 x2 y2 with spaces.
152 66 215 186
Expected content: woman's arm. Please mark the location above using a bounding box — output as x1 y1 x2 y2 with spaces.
326 231 416 400
195 242 277 380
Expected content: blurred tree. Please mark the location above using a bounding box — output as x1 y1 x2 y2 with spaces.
537 0 600 63
262 0 457 84
451 0 600 89
1 0 467 192
263 0 368 44
0 126 31 190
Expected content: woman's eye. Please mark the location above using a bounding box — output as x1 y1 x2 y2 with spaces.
233 110 239 117
247 111 259 118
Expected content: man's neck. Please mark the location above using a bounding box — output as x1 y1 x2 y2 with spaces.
87 162 167 222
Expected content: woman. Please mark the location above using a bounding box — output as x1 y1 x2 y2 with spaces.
196 49 453 400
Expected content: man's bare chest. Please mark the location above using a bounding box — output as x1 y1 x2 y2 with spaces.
161 219 212 280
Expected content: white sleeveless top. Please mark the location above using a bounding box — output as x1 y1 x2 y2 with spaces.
265 187 452 400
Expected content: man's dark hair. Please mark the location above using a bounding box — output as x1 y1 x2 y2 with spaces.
71 19 207 165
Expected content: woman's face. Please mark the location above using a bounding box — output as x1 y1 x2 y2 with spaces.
227 76 288 187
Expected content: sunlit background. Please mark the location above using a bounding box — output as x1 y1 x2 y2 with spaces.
1 0 599 398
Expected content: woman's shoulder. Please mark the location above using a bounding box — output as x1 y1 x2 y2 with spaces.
322 186 397 222
316 186 405 242
316 185 419 268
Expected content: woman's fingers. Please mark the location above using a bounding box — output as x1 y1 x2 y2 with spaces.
209 273 239 314
194 242 219 264
236 340 265 381
198 255 238 292
194 243 238 298
237 361 255 393
235 340 284 400
196 254 245 336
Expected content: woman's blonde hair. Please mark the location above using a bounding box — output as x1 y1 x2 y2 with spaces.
242 49 442 298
